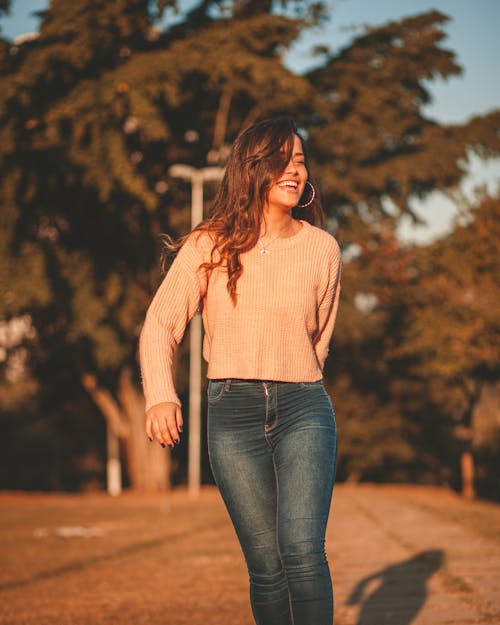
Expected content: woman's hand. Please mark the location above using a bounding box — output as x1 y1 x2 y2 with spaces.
145 402 183 449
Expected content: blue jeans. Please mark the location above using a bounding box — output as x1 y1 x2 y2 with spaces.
207 379 337 625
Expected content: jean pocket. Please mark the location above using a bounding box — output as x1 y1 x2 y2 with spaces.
207 380 229 403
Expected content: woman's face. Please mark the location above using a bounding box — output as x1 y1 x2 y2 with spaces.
266 134 308 212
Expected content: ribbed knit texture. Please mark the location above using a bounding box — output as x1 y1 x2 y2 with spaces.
139 220 341 410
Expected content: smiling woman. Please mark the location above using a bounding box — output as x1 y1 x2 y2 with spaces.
259 135 309 253
139 117 342 625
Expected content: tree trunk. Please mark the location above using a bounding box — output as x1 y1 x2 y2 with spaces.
458 380 481 500
460 449 475 500
212 84 232 150
118 367 170 492
106 423 122 496
82 368 170 493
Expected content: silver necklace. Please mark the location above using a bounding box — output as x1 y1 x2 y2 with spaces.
258 221 295 255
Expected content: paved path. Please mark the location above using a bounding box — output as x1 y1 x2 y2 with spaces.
0 484 499 625
330 485 500 625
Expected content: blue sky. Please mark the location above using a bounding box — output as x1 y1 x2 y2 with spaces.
2 0 499 242
286 0 500 124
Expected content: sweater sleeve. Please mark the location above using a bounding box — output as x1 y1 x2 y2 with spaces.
139 235 208 411
313 239 342 369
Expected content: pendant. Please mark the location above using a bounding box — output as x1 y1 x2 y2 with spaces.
260 248 269 255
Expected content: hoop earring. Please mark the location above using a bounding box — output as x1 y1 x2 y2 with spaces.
297 180 316 208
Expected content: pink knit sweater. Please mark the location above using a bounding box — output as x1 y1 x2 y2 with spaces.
139 220 341 410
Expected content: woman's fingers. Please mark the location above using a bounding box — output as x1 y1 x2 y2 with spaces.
175 404 184 435
153 414 173 448
145 414 154 441
146 402 183 448
166 408 181 445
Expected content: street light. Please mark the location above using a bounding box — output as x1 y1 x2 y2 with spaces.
168 164 225 497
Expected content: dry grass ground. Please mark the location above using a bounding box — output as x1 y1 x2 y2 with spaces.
0 484 499 625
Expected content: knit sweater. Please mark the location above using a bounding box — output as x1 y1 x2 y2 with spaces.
139 220 341 411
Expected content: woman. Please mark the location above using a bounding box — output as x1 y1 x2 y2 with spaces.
140 116 342 625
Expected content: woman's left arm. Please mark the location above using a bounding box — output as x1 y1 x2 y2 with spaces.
313 240 342 368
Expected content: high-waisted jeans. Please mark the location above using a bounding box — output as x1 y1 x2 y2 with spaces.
207 379 337 625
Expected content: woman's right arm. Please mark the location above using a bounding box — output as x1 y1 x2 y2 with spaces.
139 236 207 447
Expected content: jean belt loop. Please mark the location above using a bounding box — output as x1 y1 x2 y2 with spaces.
224 379 232 392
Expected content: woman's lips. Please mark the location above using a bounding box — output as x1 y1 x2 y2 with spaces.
277 180 300 193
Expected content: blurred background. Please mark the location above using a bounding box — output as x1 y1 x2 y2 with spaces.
1 0 499 500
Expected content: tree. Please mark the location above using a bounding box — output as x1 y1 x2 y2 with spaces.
1 1 499 492
397 194 500 498
307 11 500 217
0 0 173 491
0 0 328 491
331 194 500 496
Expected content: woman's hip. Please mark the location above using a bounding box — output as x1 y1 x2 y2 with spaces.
207 378 336 439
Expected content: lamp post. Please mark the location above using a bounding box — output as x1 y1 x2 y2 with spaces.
168 165 225 496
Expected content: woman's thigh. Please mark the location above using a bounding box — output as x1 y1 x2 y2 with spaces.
207 380 282 574
270 382 337 548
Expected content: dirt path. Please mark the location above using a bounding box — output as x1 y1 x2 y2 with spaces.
0 484 498 625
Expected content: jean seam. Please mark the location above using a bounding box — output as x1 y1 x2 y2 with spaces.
272 452 295 625
299 381 323 388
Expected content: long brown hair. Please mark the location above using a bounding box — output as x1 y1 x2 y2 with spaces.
163 116 324 303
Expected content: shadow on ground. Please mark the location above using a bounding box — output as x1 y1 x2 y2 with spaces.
346 549 444 625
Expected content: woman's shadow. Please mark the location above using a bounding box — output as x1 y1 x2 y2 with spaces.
346 549 444 625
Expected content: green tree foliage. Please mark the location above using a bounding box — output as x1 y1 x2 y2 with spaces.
307 10 500 226
398 195 500 497
401 195 499 396
330 223 433 484
334 195 500 495
0 0 498 492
